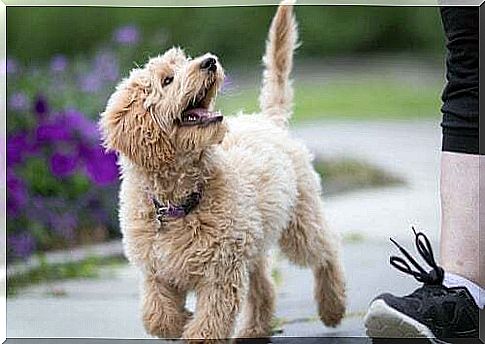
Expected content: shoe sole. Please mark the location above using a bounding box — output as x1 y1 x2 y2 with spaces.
364 299 449 344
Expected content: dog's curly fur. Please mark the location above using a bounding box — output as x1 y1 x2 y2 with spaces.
99 1 346 340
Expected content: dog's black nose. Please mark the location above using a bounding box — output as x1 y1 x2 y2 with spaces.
200 57 217 72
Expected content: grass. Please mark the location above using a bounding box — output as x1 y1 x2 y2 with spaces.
271 267 283 287
313 157 404 195
7 255 127 296
218 79 442 122
342 232 366 244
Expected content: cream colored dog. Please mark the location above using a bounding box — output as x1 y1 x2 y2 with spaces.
99 1 346 340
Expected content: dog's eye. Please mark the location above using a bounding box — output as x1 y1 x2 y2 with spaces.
162 76 174 87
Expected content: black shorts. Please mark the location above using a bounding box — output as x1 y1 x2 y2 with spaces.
440 7 479 155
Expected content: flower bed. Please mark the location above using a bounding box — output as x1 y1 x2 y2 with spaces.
6 25 147 262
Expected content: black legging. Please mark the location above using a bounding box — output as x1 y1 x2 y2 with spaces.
440 7 479 155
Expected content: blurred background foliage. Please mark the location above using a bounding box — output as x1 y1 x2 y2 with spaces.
8 6 444 66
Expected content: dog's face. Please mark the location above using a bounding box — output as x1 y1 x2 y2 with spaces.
99 47 227 170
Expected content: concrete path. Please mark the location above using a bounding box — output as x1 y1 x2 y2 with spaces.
294 119 442 243
6 241 422 339
7 119 442 339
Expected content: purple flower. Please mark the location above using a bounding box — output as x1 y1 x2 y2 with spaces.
85 196 108 223
36 109 100 147
79 51 119 92
94 52 119 82
0 135 5 186
9 92 29 111
79 73 102 93
64 109 99 142
7 131 30 166
7 171 28 217
8 232 36 258
36 121 72 143
29 197 78 241
81 145 118 186
33 95 49 119
50 152 78 178
50 212 77 240
6 57 19 75
114 25 140 45
50 54 68 73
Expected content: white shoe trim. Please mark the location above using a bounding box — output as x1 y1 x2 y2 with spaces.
364 299 449 344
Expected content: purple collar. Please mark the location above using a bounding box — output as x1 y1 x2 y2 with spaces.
151 186 203 225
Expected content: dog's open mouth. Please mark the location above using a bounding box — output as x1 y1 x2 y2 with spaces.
178 83 223 127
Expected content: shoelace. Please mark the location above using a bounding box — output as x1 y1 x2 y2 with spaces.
389 227 444 285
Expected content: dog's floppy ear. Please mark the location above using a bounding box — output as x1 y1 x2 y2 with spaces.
99 70 147 155
99 69 175 169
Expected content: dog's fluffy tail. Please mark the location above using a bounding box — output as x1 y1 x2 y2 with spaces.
259 0 298 128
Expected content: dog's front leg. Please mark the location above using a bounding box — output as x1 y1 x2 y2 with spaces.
182 263 248 341
142 273 191 338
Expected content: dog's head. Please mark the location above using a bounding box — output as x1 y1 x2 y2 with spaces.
99 47 227 170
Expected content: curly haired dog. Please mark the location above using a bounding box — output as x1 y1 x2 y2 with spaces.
99 1 346 340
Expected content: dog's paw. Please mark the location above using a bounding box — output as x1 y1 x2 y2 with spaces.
143 310 191 338
314 264 347 328
318 295 346 327
237 325 271 338
182 325 231 342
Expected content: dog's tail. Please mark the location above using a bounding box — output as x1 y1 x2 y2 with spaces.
259 0 298 128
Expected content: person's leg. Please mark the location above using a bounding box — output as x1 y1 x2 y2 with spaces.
439 5 483 295
364 6 481 341
440 152 482 287
440 152 484 310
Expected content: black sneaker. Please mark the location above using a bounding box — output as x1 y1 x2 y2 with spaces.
364 228 479 343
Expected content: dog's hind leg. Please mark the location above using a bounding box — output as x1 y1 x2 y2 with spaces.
237 256 276 338
278 166 346 327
